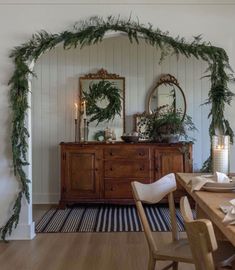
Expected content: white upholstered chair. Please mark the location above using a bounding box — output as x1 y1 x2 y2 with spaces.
180 196 235 270
131 173 194 270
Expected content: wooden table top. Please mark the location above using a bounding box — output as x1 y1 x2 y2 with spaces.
176 173 235 246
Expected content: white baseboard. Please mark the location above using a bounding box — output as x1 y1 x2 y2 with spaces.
6 222 36 240
33 193 60 204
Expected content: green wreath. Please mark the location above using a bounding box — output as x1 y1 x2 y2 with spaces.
83 80 122 124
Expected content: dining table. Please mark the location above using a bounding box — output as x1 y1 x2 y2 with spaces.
176 173 235 247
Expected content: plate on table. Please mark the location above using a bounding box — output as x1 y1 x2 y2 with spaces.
202 186 235 192
204 180 235 188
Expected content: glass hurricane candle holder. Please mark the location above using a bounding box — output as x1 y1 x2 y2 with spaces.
212 135 230 175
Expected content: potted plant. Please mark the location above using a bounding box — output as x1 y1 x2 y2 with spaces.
146 105 197 143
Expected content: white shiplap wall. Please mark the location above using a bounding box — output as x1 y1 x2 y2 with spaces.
31 36 211 204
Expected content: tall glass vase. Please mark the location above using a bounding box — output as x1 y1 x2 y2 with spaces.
212 135 230 175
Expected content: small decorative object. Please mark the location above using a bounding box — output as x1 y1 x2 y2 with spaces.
111 129 116 141
121 132 139 143
212 135 230 175
134 112 150 140
74 103 79 142
104 127 112 141
146 105 197 143
94 130 105 141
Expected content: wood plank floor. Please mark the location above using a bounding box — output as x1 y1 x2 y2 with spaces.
0 205 195 270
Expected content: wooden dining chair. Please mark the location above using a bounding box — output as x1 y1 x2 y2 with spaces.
180 196 235 270
131 173 194 270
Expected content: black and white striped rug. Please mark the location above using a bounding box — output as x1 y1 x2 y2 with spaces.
36 205 186 233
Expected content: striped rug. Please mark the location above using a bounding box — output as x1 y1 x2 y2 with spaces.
36 205 186 233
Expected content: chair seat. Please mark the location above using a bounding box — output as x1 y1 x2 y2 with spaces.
154 238 194 263
214 240 235 267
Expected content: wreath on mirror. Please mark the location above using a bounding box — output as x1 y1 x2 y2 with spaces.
83 80 122 124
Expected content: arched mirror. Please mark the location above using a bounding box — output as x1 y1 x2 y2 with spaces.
148 74 186 120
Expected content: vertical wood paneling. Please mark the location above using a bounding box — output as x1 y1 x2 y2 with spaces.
49 48 58 195
201 61 211 165
193 59 203 171
41 54 50 196
32 57 42 197
32 36 210 203
145 43 155 113
137 41 146 114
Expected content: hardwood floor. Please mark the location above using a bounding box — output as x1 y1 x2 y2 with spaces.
0 205 195 270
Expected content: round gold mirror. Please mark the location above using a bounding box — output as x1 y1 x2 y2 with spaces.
148 74 186 120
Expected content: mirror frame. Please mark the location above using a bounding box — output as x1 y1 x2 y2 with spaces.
79 68 126 141
148 74 187 120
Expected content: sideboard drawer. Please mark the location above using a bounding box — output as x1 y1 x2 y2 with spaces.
104 160 150 178
105 178 150 199
104 147 150 159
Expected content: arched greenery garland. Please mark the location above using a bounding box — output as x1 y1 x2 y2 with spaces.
0 15 234 240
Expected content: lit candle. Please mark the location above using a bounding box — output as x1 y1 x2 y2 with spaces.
74 103 78 120
83 100 87 119
213 145 229 174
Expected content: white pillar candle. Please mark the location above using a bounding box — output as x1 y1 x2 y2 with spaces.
212 135 230 175
74 103 78 119
83 100 87 119
213 147 229 174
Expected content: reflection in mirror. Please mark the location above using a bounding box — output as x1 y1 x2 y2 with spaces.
79 69 125 141
148 74 186 120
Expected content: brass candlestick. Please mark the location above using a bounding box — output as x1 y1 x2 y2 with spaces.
75 119 78 142
84 119 89 142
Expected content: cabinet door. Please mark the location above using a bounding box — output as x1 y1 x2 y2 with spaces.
155 148 184 178
63 149 101 199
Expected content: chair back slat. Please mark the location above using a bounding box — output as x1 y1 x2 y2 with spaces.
180 196 194 222
132 173 176 204
180 197 218 270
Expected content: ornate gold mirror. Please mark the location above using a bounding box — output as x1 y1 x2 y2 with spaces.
79 69 125 141
148 74 186 119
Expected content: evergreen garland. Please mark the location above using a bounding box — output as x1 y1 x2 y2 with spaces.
1 15 234 240
83 80 122 124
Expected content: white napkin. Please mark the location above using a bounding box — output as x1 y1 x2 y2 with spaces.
189 176 214 192
222 199 235 225
215 172 230 183
189 172 229 192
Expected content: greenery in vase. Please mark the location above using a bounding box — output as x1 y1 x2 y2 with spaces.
146 105 197 142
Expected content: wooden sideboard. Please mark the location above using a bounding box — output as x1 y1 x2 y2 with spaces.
59 142 192 206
